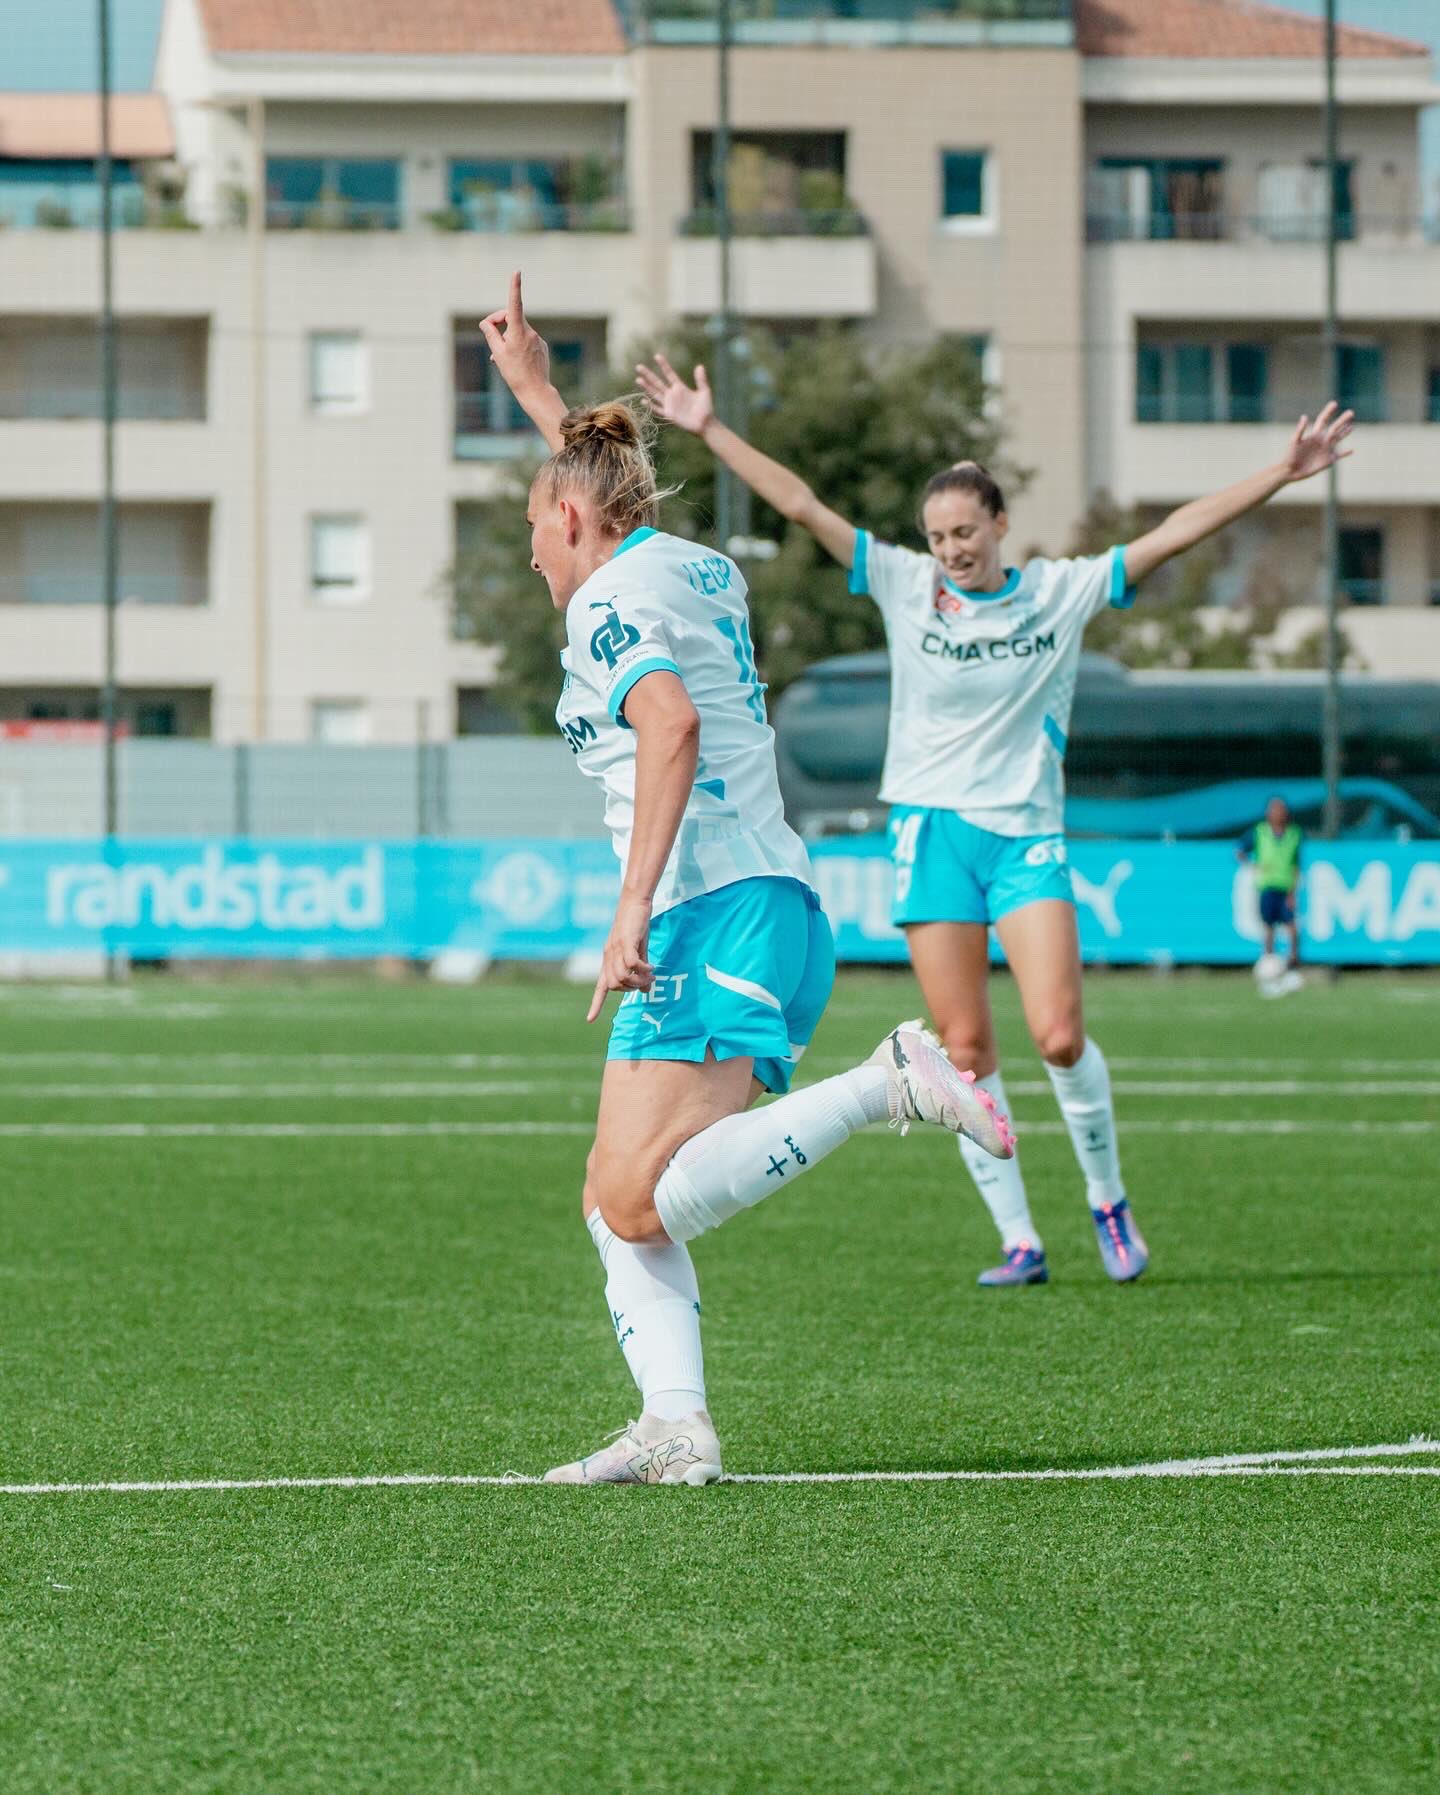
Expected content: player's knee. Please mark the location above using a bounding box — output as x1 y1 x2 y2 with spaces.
942 1027 996 1077
1035 1017 1084 1066
589 1160 667 1244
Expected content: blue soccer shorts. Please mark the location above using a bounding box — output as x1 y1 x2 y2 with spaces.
606 875 836 1094
887 804 1074 928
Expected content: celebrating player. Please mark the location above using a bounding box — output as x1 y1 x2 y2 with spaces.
638 352 1354 1288
479 275 1013 1484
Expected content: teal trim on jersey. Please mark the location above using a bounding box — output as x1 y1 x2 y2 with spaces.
606 876 835 1095
888 806 1074 927
1043 713 1067 754
1109 543 1137 610
613 526 658 559
848 529 871 595
942 567 1021 603
607 654 681 725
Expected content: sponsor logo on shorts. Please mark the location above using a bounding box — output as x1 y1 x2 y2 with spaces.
1024 839 1068 868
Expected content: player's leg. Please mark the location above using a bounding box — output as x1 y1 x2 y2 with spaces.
995 895 1148 1283
895 807 1043 1288
906 919 1046 1286
549 880 1013 1485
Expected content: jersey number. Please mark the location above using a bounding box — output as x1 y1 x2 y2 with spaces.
714 616 767 724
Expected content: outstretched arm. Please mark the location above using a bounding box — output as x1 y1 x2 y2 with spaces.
1124 403 1355 586
636 354 858 568
479 271 568 453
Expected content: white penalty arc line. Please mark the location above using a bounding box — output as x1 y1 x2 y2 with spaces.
0 1119 1432 1140
4 1440 1437 1497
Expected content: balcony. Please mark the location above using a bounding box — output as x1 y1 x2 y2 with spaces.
0 572 209 607
1114 422 1440 507
670 211 877 318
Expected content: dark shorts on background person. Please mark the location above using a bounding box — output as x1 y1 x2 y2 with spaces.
1259 888 1295 927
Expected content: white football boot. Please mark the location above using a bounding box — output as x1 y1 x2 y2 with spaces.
868 1019 1017 1159
544 1410 723 1486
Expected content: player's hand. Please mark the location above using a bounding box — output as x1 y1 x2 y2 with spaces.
587 891 655 1023
479 271 550 399
635 353 715 435
1281 401 1355 483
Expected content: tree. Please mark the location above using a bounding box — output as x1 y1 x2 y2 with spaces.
444 325 1025 729
1067 491 1354 672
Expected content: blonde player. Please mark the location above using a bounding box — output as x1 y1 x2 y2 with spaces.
480 276 1013 1483
639 351 1353 1287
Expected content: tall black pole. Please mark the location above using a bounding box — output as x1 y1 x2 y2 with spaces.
98 0 121 977
711 0 734 551
1321 0 1342 839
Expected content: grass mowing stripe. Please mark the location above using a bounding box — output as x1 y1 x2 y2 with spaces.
5 1439 1436 1496
0 1118 1431 1139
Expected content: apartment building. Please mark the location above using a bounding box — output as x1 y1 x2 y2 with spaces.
0 0 1435 742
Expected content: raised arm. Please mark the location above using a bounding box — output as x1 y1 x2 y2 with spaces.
636 354 858 568
479 271 568 453
1124 403 1355 586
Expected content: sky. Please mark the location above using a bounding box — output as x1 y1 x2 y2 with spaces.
0 0 1436 182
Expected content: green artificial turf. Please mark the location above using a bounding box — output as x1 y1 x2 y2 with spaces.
0 969 1436 1793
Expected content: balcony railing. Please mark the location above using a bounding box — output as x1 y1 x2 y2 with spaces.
0 193 199 231
265 199 402 232
1135 395 1437 427
0 574 209 607
678 206 870 238
625 0 1073 45
1090 211 1440 246
0 386 206 423
427 198 630 234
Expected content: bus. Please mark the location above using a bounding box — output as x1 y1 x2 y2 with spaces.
771 652 1440 840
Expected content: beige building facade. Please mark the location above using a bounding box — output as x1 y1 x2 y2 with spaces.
0 0 1435 744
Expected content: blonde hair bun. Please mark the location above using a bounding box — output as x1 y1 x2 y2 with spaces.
560 400 646 451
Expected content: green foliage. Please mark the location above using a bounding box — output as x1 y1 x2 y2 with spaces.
1070 491 1354 672
446 325 1022 731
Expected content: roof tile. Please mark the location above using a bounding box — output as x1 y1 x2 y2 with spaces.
1076 0 1428 60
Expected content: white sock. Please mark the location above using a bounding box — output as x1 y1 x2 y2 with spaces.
587 1210 706 1421
652 1065 888 1244
957 1070 1041 1252
1044 1038 1126 1210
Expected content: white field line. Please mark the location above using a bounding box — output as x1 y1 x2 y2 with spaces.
1 1078 1437 1101
4 1439 1436 1497
0 1118 1433 1141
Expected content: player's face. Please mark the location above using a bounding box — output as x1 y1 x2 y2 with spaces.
1267 799 1289 830
921 490 1009 590
527 484 580 609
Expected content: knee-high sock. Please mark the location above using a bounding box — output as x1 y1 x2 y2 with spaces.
587 1211 706 1421
652 1065 889 1244
958 1070 1041 1252
1044 1038 1125 1209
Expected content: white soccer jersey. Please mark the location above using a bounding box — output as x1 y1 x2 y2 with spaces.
555 527 814 916
850 532 1136 837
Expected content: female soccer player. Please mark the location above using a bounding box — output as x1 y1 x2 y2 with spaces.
637 352 1353 1288
479 276 1013 1483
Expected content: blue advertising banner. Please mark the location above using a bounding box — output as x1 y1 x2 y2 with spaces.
1 836 1437 965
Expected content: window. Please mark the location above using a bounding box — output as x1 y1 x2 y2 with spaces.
940 150 993 229
1225 345 1269 423
1136 342 1270 424
1257 161 1355 242
1092 159 1223 241
691 132 848 230
309 516 369 603
1338 527 1384 606
454 330 584 456
0 156 142 228
1134 344 1215 423
1338 344 1386 423
1429 366 1440 426
309 333 368 415
446 158 623 231
311 700 371 745
266 158 401 230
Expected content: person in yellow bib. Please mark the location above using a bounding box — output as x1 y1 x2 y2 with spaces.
1239 796 1304 970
